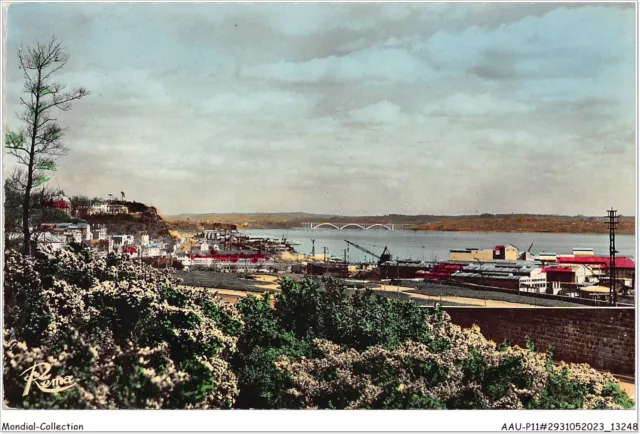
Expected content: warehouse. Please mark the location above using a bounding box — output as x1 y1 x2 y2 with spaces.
448 260 542 290
448 245 519 262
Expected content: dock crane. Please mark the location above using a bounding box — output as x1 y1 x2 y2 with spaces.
518 243 535 261
344 240 393 265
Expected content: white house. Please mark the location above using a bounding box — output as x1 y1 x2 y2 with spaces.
111 234 135 252
37 232 66 251
143 242 165 258
91 226 108 240
42 222 92 242
107 204 129 215
139 232 150 247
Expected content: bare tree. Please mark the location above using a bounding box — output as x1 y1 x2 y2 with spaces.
5 38 89 255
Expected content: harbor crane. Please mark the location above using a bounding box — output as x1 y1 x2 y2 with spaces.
344 240 393 265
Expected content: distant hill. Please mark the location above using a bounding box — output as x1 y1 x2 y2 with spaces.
164 212 635 234
167 212 336 219
413 215 635 235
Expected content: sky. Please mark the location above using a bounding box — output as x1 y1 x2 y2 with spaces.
2 2 636 216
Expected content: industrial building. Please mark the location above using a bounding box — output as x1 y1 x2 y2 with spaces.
448 260 543 290
534 252 558 263
180 252 273 272
448 245 519 262
429 244 635 298
556 255 635 289
540 263 596 295
307 261 348 277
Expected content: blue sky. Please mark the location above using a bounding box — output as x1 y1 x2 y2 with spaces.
3 2 636 216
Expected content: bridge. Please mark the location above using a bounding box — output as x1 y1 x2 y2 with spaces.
301 222 415 231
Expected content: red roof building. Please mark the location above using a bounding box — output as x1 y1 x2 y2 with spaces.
43 194 72 215
541 265 574 273
557 256 635 270
423 263 465 281
188 253 269 264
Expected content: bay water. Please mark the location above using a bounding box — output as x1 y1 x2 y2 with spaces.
243 229 636 263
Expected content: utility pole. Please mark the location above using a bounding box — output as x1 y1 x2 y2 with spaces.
607 208 620 306
396 259 400 299
343 248 348 278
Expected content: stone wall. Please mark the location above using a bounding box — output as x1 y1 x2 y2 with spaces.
446 307 635 377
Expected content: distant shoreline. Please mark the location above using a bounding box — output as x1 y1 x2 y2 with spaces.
165 214 635 236
411 228 636 235
410 216 635 235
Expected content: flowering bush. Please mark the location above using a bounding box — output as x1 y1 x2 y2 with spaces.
3 251 633 410
237 277 633 410
3 246 241 409
274 320 631 409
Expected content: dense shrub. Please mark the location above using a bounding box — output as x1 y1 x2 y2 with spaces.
3 251 634 410
3 247 240 409
274 322 632 409
240 277 633 410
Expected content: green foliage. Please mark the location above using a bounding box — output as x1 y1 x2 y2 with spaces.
274 277 433 350
525 336 535 352
4 255 634 410
602 382 634 409
3 247 239 409
5 131 25 148
231 294 312 409
35 158 57 171
536 367 589 409
34 176 51 187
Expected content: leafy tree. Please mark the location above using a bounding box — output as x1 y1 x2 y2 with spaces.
4 38 89 255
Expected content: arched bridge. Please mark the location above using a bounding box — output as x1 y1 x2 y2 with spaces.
301 222 414 231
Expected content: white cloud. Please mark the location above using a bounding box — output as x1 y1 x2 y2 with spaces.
349 101 406 124
4 3 634 216
241 48 431 83
423 93 532 116
201 91 317 116
424 5 634 78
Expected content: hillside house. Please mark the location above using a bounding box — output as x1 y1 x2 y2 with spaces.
41 222 92 242
37 232 66 251
43 194 72 215
138 232 150 247
107 204 129 215
111 234 135 252
74 202 129 217
142 242 165 258
91 226 108 240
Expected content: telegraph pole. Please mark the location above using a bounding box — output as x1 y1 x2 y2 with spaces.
343 248 348 278
606 208 620 306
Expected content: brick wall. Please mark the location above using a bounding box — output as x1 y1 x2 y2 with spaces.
446 307 635 377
